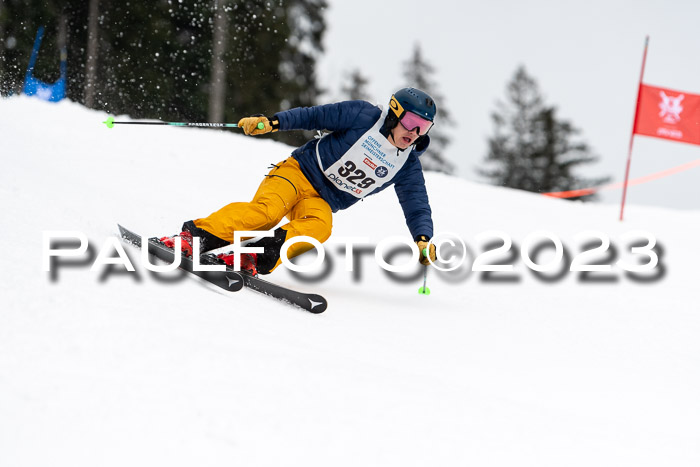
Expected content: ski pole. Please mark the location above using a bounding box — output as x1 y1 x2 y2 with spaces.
102 116 264 131
418 247 431 295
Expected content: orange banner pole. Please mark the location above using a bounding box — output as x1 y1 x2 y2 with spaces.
620 36 650 221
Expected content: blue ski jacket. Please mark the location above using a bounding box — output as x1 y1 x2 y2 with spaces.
273 100 433 239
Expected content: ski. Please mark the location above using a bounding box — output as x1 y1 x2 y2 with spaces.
235 269 327 314
118 224 244 292
118 225 328 313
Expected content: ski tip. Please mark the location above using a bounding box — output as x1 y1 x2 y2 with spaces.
307 295 327 314
223 273 244 292
117 224 143 248
103 116 115 128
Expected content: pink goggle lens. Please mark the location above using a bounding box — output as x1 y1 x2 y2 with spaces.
399 111 434 135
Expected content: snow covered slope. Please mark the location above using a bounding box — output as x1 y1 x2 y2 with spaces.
1 96 699 467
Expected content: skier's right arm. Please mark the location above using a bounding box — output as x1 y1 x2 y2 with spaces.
237 115 279 135
272 101 373 132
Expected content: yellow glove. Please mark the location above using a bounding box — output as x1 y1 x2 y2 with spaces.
415 235 437 266
237 115 279 135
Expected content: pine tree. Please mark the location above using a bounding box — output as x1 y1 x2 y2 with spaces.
83 0 99 108
220 0 327 146
207 0 229 123
0 0 6 90
0 0 68 96
0 0 327 147
402 43 454 174
480 66 610 200
340 68 371 101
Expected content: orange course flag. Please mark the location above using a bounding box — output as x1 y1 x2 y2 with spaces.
633 84 700 146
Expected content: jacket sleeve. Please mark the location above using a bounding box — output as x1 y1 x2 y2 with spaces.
393 155 434 239
273 100 374 132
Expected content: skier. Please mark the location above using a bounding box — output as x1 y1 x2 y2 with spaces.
160 87 439 275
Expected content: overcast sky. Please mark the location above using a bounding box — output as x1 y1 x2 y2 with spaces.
316 0 700 211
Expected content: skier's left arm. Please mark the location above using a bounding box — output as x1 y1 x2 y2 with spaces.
394 155 434 241
394 158 438 266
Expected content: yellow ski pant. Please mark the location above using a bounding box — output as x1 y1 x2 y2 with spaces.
193 158 333 272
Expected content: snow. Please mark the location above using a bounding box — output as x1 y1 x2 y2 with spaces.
1 96 699 466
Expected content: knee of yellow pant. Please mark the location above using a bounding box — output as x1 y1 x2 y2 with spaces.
314 218 333 243
287 219 332 244
241 202 284 229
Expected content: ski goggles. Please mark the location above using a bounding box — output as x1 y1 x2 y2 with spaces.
399 111 434 135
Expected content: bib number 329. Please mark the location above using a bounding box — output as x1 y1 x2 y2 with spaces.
337 161 376 189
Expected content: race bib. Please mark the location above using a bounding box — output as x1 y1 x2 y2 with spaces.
316 108 410 198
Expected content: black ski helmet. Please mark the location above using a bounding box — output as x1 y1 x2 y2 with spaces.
389 87 437 122
382 87 437 139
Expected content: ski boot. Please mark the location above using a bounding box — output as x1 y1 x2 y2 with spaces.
218 252 258 276
159 231 195 257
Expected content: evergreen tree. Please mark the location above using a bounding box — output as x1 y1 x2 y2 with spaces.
0 0 6 89
83 0 99 108
221 0 327 147
0 0 68 96
402 43 454 174
208 0 229 123
340 68 371 101
0 0 327 148
480 66 610 200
